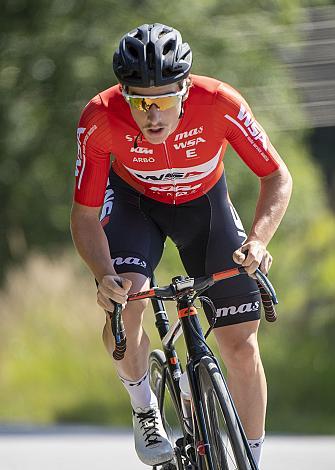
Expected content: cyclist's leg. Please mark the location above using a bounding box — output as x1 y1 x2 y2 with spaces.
99 172 174 465
213 320 266 439
102 272 151 381
99 171 166 383
170 173 266 457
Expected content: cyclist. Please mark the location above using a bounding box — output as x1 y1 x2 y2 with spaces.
71 23 292 467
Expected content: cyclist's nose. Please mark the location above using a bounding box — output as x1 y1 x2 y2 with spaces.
147 104 160 125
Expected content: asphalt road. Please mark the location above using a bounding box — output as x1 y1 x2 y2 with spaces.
0 426 334 470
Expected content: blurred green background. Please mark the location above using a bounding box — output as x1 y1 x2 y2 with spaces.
1 0 334 433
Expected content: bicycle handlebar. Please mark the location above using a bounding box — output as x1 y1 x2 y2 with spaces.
109 267 278 360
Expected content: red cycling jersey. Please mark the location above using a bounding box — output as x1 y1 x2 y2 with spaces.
74 74 280 206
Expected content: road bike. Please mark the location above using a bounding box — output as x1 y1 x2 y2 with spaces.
111 266 278 469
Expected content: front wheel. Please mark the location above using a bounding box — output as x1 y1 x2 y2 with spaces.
198 356 258 470
149 350 188 470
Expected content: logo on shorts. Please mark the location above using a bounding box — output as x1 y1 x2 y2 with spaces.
216 301 259 318
113 256 147 269
100 182 114 221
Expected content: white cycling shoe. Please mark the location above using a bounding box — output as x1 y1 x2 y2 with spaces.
132 404 174 466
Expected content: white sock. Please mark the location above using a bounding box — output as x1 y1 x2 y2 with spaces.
119 370 158 411
248 433 265 467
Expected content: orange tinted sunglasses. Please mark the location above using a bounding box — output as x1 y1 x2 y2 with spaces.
122 83 187 112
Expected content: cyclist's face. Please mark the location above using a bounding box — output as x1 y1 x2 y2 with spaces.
127 83 184 145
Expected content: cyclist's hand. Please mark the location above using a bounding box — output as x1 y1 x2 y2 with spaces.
97 275 132 312
233 241 272 278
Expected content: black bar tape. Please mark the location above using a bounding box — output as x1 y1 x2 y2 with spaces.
257 281 277 322
110 302 127 361
113 336 127 360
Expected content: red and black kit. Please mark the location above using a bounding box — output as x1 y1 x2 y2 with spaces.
74 75 280 326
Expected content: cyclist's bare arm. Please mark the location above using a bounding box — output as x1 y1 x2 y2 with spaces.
234 159 292 275
251 161 292 246
70 201 131 310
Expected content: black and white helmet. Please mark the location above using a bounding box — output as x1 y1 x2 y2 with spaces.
113 23 192 87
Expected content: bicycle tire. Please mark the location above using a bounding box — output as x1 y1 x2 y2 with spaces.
198 356 258 470
149 350 185 469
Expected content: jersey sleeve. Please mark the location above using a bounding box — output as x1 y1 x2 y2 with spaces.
74 96 111 207
215 83 280 177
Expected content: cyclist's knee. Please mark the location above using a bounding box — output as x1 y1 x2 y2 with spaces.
228 338 261 374
102 272 150 355
121 272 150 329
103 296 148 334
122 297 149 334
102 302 149 357
216 327 261 377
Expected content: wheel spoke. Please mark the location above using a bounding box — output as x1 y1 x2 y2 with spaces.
209 390 239 469
198 357 255 470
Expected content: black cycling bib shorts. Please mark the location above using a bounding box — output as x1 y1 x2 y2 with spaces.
100 169 261 328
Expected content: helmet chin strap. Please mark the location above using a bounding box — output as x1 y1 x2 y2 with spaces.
179 102 184 119
134 131 142 149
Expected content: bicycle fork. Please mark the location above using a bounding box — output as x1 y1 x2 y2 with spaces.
185 359 215 470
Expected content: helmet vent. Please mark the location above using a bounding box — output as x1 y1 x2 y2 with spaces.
163 41 173 56
128 45 138 59
147 42 155 69
134 31 143 40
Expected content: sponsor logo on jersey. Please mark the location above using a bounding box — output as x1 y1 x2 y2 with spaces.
130 146 154 155
174 126 204 141
216 301 260 318
113 256 147 269
237 104 268 151
149 183 202 192
173 137 206 151
123 146 222 185
100 181 114 221
134 171 204 182
132 156 156 163
76 124 98 189
75 127 86 177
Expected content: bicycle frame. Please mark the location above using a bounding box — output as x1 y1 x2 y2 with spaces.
150 275 260 469
151 279 221 468
111 268 277 468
